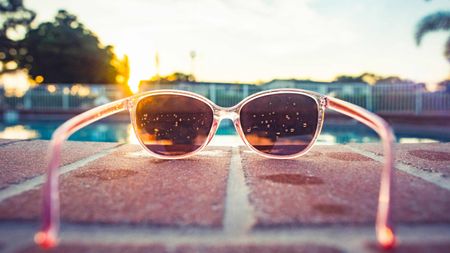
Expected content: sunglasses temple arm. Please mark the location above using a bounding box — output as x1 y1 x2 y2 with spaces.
34 98 129 249
326 96 396 249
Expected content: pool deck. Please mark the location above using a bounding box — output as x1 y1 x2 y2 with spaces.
0 139 449 253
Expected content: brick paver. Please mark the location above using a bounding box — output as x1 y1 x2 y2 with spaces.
0 140 448 253
0 144 231 227
350 143 450 176
17 244 167 253
0 140 117 189
175 244 344 253
240 145 450 226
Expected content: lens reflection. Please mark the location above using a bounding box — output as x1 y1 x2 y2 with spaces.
240 93 319 156
135 94 213 156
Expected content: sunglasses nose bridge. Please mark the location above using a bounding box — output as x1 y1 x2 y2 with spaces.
214 107 239 121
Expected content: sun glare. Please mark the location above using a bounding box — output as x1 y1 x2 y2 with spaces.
128 68 146 93
126 56 155 94
113 43 157 94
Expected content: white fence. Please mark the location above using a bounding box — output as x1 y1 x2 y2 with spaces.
1 82 449 116
0 84 123 111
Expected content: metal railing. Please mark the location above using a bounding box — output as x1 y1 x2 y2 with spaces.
0 84 124 111
1 82 449 116
142 82 450 116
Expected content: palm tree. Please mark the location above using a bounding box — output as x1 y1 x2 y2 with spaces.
415 11 450 62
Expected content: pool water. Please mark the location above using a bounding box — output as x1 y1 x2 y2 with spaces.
0 119 448 145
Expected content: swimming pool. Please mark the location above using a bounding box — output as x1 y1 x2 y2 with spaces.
0 119 448 145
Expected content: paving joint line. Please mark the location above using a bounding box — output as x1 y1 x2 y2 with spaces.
222 146 256 236
346 145 450 191
0 143 124 203
0 139 32 148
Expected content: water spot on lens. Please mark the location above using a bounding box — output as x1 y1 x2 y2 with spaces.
259 173 324 185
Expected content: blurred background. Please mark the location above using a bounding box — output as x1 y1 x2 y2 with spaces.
0 0 449 145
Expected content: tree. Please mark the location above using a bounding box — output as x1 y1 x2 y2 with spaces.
333 72 419 86
415 11 450 62
147 72 195 84
334 73 381 84
19 10 129 84
0 0 35 74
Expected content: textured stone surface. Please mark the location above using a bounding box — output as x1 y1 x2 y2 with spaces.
175 244 343 253
0 139 449 253
16 243 167 253
351 143 450 176
366 241 450 253
240 145 450 226
0 144 231 227
0 140 117 189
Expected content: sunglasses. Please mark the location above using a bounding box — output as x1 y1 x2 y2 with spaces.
35 89 396 249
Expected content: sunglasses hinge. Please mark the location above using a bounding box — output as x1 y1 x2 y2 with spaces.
321 96 329 108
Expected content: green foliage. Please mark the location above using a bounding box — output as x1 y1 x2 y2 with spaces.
415 11 450 62
333 72 416 85
0 0 35 73
20 10 129 84
334 73 380 84
146 72 195 84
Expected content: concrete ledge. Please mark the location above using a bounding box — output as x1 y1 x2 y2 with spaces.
0 140 449 253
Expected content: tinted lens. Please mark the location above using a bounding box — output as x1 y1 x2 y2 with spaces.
135 94 214 156
240 93 319 156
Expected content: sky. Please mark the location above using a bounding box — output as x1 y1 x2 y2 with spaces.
26 0 450 91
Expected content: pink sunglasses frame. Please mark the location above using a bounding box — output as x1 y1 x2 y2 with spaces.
34 88 396 249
